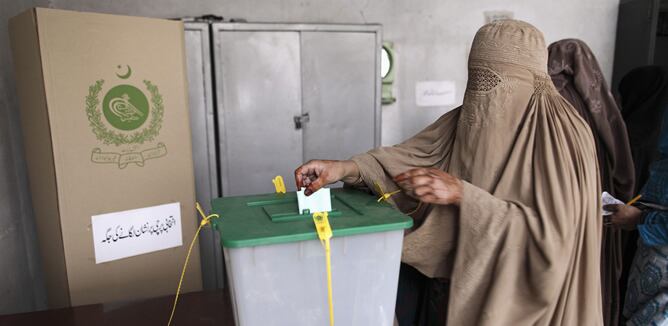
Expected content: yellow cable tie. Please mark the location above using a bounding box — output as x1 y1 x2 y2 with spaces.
196 202 219 226
313 212 334 326
167 202 219 326
373 181 400 203
374 180 422 215
377 189 401 203
272 175 286 194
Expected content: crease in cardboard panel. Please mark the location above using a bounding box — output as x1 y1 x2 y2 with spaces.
34 8 72 307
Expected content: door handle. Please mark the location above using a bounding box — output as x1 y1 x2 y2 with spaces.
294 112 310 130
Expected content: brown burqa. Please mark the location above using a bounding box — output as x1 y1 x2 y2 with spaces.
548 39 635 326
349 21 603 325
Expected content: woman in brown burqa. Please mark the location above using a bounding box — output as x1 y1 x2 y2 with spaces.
548 39 635 326
295 20 603 325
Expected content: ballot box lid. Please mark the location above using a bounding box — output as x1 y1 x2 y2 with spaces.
212 188 413 248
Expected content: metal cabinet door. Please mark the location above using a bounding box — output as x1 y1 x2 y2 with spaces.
213 28 304 196
184 22 224 289
301 31 381 162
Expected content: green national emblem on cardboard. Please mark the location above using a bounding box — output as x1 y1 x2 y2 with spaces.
102 84 149 131
86 65 167 168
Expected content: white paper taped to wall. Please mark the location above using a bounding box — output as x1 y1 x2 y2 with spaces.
297 188 332 214
416 81 456 107
91 202 183 264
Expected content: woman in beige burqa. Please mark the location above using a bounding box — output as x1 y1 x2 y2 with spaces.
295 20 603 325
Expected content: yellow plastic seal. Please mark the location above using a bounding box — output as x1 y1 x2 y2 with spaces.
374 181 400 203
373 180 422 215
272 175 286 194
313 211 334 326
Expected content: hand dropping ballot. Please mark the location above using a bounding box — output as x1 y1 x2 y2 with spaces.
297 187 332 214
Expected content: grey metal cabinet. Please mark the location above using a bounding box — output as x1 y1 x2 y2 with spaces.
301 31 380 161
183 22 224 290
215 29 305 196
213 23 382 196
184 21 382 289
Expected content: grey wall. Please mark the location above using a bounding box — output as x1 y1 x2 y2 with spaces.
45 0 621 145
0 0 49 315
0 0 620 315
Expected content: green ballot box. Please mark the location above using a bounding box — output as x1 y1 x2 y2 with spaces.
212 188 413 326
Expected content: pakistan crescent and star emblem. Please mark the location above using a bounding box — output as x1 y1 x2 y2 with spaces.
86 65 167 169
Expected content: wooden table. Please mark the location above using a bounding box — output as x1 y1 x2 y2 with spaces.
0 289 235 325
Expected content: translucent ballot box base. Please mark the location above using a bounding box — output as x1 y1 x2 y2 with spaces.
224 230 404 326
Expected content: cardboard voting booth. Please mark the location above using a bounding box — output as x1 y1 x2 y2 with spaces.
9 8 202 307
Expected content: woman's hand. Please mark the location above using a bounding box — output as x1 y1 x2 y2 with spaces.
294 160 360 196
604 204 643 230
394 168 463 206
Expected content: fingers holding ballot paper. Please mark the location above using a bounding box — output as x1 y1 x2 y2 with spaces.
602 192 643 230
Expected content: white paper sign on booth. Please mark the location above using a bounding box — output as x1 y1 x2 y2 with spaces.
91 202 182 264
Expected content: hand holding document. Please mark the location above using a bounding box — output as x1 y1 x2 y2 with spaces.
601 191 625 216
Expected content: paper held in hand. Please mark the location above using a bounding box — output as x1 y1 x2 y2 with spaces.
601 191 625 216
297 188 332 214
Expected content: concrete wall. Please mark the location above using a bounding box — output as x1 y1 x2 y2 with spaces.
0 0 620 314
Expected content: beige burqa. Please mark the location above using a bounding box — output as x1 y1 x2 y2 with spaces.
349 20 602 325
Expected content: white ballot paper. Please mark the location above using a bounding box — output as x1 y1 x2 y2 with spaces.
602 191 625 216
297 187 332 214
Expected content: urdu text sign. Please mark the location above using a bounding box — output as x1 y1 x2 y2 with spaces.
91 202 183 264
